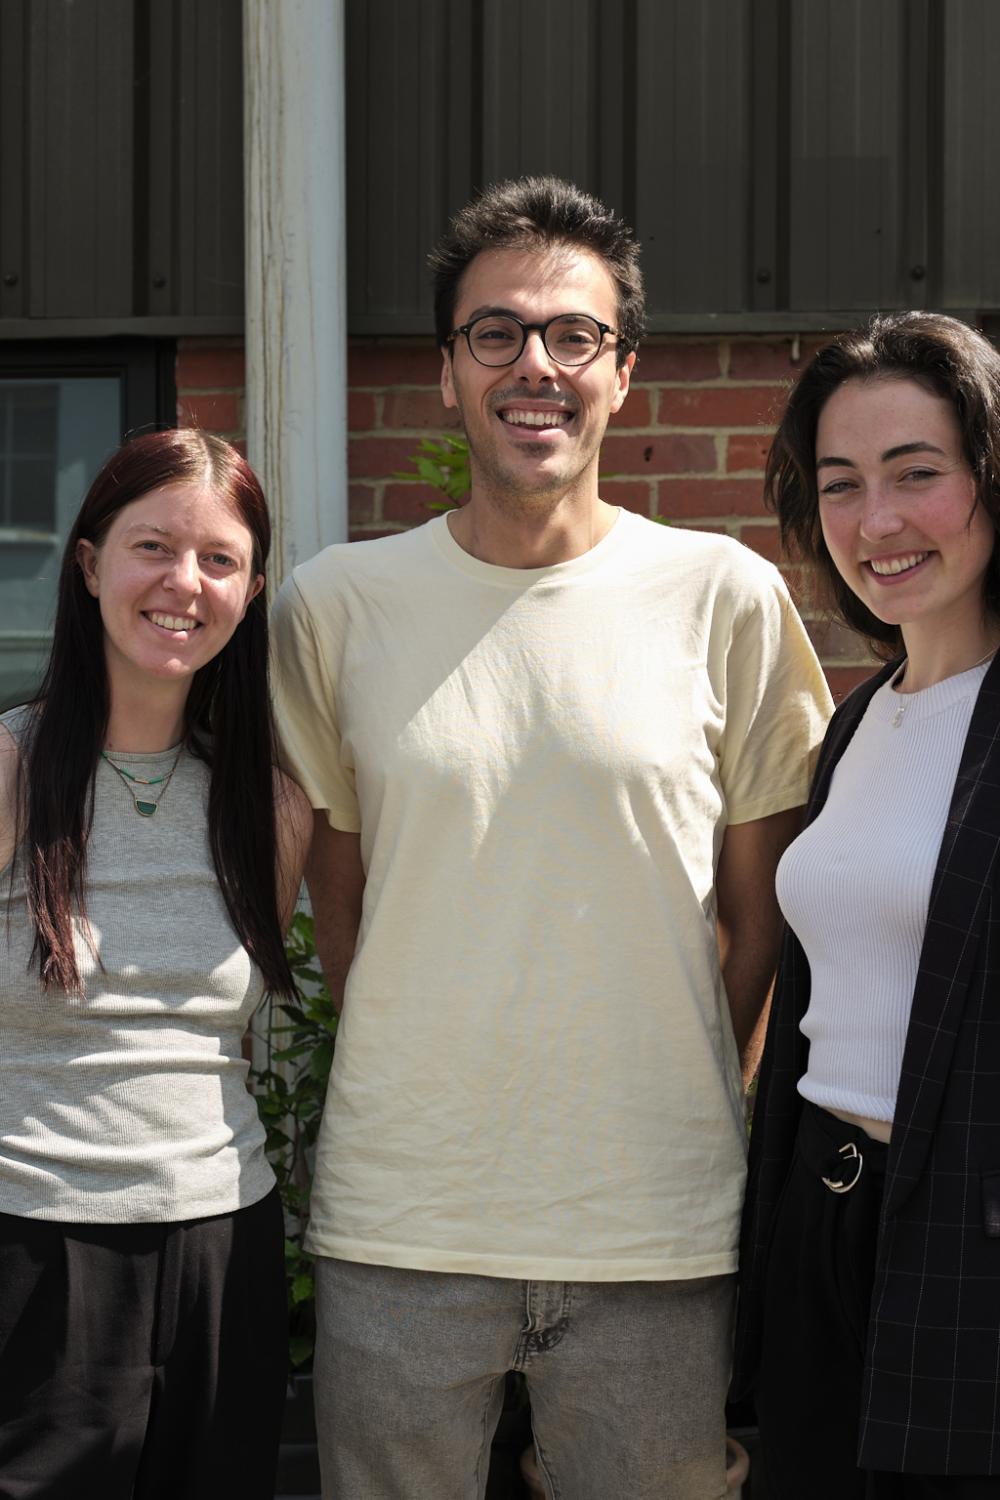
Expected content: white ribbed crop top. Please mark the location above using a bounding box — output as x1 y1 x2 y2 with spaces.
776 663 987 1123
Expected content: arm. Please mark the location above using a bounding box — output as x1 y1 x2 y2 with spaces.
304 813 365 1014
716 805 803 1088
273 769 314 931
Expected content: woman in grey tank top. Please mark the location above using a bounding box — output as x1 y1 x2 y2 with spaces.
0 431 311 1499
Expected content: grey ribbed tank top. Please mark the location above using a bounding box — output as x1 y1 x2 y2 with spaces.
0 710 274 1222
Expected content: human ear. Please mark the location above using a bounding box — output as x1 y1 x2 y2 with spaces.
241 573 266 616
609 351 637 415
76 539 101 597
440 348 458 411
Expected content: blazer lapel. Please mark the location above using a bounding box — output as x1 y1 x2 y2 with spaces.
885 656 1000 1214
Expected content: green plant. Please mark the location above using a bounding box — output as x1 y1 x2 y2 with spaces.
252 912 338 1367
395 437 676 529
392 434 470 509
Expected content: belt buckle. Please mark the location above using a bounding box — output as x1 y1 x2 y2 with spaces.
821 1141 863 1194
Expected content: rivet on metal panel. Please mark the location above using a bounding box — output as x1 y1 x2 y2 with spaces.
909 265 927 281
152 273 167 289
755 268 772 284
2 273 18 287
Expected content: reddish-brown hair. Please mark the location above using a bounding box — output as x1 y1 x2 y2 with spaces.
19 429 295 997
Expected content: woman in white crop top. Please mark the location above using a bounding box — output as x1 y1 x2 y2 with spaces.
734 314 1000 1500
0 431 311 1499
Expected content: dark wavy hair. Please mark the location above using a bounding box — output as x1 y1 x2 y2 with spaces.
18 428 295 998
766 312 1000 659
429 175 645 368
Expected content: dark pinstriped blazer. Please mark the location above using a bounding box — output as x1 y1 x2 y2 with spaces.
734 651 1000 1476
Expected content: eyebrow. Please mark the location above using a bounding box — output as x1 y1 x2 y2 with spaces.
122 523 248 556
816 441 947 470
464 305 518 321
462 305 595 322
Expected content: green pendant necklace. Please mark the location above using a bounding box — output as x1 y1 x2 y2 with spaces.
101 746 184 817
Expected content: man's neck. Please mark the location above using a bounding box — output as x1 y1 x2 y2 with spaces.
447 492 619 569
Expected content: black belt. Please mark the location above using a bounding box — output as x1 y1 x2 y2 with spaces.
796 1099 889 1195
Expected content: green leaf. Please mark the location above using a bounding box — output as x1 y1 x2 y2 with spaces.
309 1039 335 1080
291 1272 315 1305
289 1334 314 1368
392 434 470 505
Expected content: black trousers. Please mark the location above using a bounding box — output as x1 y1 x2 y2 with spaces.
0 1187 288 1500
757 1102 1000 1500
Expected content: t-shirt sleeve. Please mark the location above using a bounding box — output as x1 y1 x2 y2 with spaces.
719 571 833 825
269 573 361 833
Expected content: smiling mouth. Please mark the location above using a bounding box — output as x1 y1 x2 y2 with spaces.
497 408 573 429
868 552 930 577
146 612 201 632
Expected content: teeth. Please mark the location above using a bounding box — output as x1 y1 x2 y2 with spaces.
870 553 929 577
499 409 570 428
149 613 199 631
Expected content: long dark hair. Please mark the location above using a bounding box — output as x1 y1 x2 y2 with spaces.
19 428 295 998
766 312 1000 658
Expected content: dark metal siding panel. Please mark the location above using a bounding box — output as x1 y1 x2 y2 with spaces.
786 0 906 311
178 0 244 317
939 0 1000 308
0 1 27 319
481 0 605 188
593 1 634 227
634 0 750 316
146 0 179 319
346 0 477 331
145 0 244 319
346 0 640 333
27 0 134 318
341 0 999 332
1 0 242 334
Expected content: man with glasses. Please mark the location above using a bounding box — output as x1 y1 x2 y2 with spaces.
272 176 831 1498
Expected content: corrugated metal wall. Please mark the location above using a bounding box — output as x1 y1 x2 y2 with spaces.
346 0 1000 333
0 0 243 335
1 0 997 336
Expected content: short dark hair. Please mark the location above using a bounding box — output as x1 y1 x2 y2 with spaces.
429 175 645 368
766 312 1000 658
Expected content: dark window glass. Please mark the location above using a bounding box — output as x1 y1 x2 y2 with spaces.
0 341 174 710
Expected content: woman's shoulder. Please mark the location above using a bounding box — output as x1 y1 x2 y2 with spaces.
0 703 36 746
0 708 29 872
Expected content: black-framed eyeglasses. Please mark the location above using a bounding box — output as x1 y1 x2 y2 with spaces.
446 313 618 368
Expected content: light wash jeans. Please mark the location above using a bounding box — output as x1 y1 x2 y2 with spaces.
314 1257 733 1500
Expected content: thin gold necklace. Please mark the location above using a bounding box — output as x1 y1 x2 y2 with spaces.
890 647 997 729
101 746 184 816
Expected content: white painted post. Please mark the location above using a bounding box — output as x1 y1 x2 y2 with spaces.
243 0 348 582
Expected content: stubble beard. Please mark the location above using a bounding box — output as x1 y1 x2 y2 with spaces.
458 406 600 519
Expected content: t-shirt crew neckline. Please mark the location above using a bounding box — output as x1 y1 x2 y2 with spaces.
429 505 631 586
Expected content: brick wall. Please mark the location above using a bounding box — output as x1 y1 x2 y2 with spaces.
176 338 247 446
176 334 877 700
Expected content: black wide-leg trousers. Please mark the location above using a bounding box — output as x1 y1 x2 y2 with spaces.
758 1101 1000 1500
0 1187 288 1500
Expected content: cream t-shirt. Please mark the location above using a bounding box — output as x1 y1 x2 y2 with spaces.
271 510 831 1279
